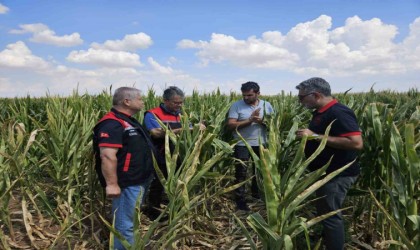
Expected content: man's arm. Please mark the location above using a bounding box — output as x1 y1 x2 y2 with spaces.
146 113 205 138
296 128 363 150
227 108 262 130
149 127 166 138
227 117 253 130
323 134 363 150
144 112 185 138
100 147 121 198
149 126 188 138
151 124 205 138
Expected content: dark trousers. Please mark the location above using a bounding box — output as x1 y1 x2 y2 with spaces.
148 160 168 208
315 175 358 250
148 147 181 208
234 145 261 203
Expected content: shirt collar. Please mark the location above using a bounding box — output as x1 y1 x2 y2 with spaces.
317 99 338 113
111 107 131 117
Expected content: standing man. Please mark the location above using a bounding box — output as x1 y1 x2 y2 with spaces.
295 77 363 250
93 87 154 250
227 81 274 211
143 86 205 219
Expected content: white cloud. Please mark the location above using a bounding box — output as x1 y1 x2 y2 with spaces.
178 15 420 77
91 33 153 51
400 17 420 71
178 39 205 49
148 57 174 74
0 3 9 14
330 16 397 51
40 64 200 97
167 56 178 65
178 33 298 68
261 31 285 47
0 41 49 70
67 48 142 68
10 23 83 47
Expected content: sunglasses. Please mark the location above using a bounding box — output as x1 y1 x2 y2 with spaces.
298 92 315 100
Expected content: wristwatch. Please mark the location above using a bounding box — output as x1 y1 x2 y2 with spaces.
312 133 321 141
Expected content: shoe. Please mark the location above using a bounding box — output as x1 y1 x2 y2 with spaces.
236 201 250 211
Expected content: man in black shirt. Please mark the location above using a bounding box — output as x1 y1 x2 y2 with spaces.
295 77 363 250
93 87 155 250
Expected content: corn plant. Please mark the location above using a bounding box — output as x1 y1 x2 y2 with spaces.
235 115 354 249
367 122 419 249
0 122 44 249
143 104 236 248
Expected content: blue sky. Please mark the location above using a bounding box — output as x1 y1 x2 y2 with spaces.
0 0 419 97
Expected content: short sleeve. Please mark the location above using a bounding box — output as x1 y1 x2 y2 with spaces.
332 108 361 137
265 102 274 115
228 102 239 119
144 112 161 131
96 120 124 148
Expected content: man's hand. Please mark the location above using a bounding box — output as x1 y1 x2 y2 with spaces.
251 108 261 117
296 129 363 150
150 127 165 138
249 108 263 124
296 128 315 138
106 184 121 198
198 122 206 131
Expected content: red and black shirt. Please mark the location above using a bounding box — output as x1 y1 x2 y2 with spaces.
144 104 182 153
305 100 362 176
93 108 155 188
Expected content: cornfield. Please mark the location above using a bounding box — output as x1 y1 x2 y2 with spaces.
0 87 418 249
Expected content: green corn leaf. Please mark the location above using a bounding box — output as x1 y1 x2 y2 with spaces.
369 189 416 250
233 213 258 250
405 124 420 181
247 212 281 242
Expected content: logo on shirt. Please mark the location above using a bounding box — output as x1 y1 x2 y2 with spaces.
128 129 138 136
100 132 110 138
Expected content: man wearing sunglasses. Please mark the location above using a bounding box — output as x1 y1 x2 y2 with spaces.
295 77 363 250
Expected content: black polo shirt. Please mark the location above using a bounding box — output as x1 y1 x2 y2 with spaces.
305 99 361 176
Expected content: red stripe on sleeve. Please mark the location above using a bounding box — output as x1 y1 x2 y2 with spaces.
98 143 123 148
339 131 362 137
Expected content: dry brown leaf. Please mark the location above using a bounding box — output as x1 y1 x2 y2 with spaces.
21 197 40 249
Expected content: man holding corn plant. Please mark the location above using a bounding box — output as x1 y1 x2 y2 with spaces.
227 81 274 211
93 87 155 250
296 77 363 250
144 86 205 219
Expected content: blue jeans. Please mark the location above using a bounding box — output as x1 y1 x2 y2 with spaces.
315 175 358 250
111 179 151 250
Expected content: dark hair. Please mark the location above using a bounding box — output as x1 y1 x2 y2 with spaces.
241 81 260 93
112 87 141 106
295 77 331 96
163 86 185 100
